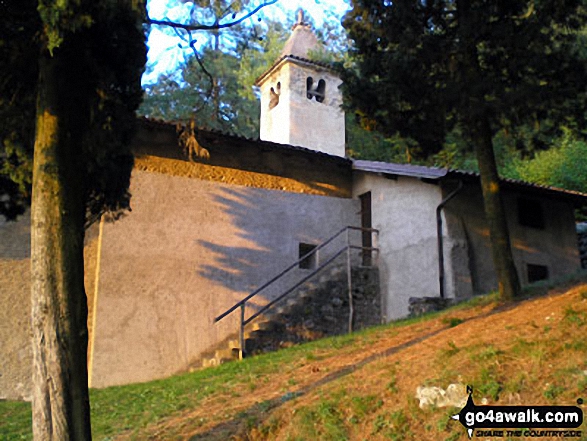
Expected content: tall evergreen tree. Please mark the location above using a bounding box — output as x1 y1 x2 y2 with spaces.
141 2 285 136
140 47 261 137
1 0 146 438
343 0 587 301
1 1 280 437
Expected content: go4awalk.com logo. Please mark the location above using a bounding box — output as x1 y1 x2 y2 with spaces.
451 386 583 438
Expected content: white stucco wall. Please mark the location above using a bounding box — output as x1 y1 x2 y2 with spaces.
259 60 345 157
0 213 100 401
0 212 31 400
90 170 359 387
352 172 444 320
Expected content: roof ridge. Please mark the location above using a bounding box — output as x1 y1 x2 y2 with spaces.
254 55 339 86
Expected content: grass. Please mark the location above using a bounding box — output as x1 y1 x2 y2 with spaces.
0 316 421 440
3 277 587 440
0 401 31 440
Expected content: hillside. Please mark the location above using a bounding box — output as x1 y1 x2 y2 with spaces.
2 277 587 440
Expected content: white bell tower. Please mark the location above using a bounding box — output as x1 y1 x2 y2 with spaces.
255 10 346 157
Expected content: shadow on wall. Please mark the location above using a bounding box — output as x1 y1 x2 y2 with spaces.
196 185 359 315
0 213 31 400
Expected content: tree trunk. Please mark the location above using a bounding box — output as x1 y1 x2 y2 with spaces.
472 116 521 301
457 0 521 302
31 52 91 440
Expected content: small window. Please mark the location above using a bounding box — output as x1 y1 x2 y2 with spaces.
269 82 281 110
527 264 549 283
518 198 545 229
306 77 326 103
299 243 317 269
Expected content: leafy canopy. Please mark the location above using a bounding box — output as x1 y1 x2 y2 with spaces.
0 0 147 224
342 0 587 157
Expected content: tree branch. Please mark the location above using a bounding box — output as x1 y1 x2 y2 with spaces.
148 0 279 32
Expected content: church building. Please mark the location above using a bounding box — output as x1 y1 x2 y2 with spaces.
0 12 585 399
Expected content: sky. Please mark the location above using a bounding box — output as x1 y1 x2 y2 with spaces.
143 0 351 84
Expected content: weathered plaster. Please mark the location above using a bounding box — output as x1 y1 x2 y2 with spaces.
90 169 359 387
133 121 353 198
0 212 31 401
352 172 444 320
258 61 345 157
443 183 581 295
0 212 99 400
134 154 347 197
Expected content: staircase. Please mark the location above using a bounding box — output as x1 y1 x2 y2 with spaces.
197 264 380 368
195 226 381 369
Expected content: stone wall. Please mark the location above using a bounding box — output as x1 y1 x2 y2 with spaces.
245 265 381 354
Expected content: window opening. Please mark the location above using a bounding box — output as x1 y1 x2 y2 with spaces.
299 243 317 269
306 77 326 103
527 264 548 283
518 197 545 229
269 81 281 109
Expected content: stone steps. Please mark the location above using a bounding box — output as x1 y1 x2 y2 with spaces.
195 264 380 369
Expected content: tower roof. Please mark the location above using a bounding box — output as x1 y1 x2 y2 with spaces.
255 9 336 86
280 9 321 58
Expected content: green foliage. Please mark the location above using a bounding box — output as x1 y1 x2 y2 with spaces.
0 400 31 440
0 0 147 225
37 0 93 53
543 383 565 401
140 17 292 138
441 317 464 328
508 129 587 194
237 21 288 101
0 0 39 220
440 340 460 358
563 306 587 326
140 47 260 137
476 367 502 401
342 0 587 158
346 113 417 162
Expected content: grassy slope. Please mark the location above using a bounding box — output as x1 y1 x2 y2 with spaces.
2 278 587 440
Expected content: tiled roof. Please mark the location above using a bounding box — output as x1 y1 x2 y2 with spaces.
280 22 320 59
254 54 339 86
137 117 351 165
352 160 447 179
138 119 587 204
353 159 587 204
446 168 587 203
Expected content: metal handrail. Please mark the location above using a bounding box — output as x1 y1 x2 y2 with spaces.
244 246 348 326
213 225 379 358
214 226 377 323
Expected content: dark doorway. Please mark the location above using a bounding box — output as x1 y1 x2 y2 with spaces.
527 263 549 283
299 243 317 270
359 192 372 266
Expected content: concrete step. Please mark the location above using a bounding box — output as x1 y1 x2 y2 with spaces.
244 328 268 340
215 347 240 360
249 319 275 332
329 266 345 278
195 263 380 370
